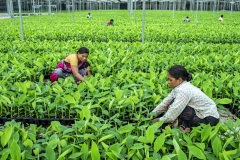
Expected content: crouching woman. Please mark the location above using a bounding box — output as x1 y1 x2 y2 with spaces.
152 65 219 132
50 47 90 83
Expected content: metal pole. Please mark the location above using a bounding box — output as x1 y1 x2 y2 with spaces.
134 0 136 24
18 0 24 40
48 0 51 18
196 0 198 23
142 0 146 44
33 0 35 14
72 0 75 22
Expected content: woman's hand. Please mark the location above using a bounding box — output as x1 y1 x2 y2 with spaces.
152 118 159 123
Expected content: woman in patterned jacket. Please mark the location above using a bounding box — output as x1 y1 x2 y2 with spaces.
152 65 219 132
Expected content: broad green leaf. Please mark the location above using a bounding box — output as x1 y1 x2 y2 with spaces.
154 132 165 152
1 95 11 104
208 123 220 142
130 143 144 150
223 136 234 149
128 149 136 159
64 95 76 104
68 152 82 159
81 104 91 120
125 135 133 148
1 149 10 160
173 139 187 160
218 98 232 104
58 148 72 159
162 155 171 160
223 149 237 159
182 133 192 145
138 136 149 144
46 146 56 160
74 91 80 102
106 152 117 160
80 143 89 160
98 134 114 143
1 125 12 147
146 126 154 144
118 124 134 134
18 94 27 105
91 141 100 160
47 137 58 149
101 142 109 151
152 120 164 130
212 136 222 157
23 139 33 148
188 145 206 160
194 143 205 151
10 140 21 160
136 150 143 159
201 124 211 142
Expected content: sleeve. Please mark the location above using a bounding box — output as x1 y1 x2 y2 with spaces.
159 91 191 123
151 91 174 116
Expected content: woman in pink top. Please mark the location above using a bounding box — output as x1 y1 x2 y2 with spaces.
50 47 90 82
106 19 114 26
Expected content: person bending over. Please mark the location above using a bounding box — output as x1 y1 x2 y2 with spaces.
50 47 90 83
152 65 219 132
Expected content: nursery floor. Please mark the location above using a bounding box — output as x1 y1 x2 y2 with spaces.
218 108 240 131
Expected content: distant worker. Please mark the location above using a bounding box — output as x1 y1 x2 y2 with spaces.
184 16 190 22
106 19 114 26
218 15 223 22
87 13 92 18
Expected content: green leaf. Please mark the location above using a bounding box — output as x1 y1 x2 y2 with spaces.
47 137 58 149
146 126 154 144
1 95 11 104
58 147 72 159
154 132 165 152
1 125 12 147
101 142 109 151
74 91 80 102
217 98 232 104
46 146 56 160
68 152 82 159
118 124 134 134
23 139 33 148
201 124 211 142
125 135 133 149
173 138 187 160
188 145 206 160
212 136 222 157
138 136 149 144
18 94 27 105
1 149 10 160
91 141 100 160
223 136 234 149
162 155 171 160
80 143 89 160
10 140 21 160
130 143 144 150
98 134 114 143
64 95 76 104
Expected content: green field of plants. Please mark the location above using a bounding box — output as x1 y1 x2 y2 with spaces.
0 10 240 159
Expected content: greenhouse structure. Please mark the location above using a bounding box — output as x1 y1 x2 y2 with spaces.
1 0 240 15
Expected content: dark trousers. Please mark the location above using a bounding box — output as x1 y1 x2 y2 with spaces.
178 106 219 128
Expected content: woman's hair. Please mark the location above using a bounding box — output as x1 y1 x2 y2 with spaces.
110 19 114 22
168 65 192 82
77 47 89 54
221 15 223 17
